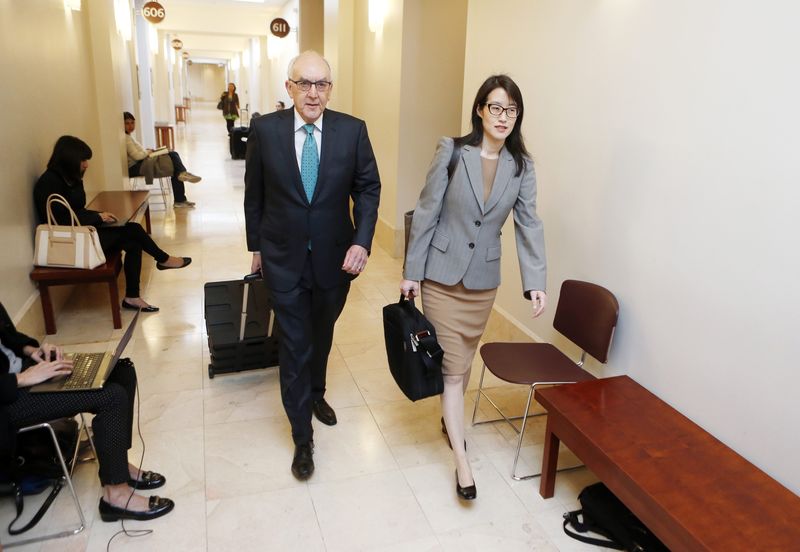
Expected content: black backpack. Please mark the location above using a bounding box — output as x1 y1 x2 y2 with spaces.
563 483 670 552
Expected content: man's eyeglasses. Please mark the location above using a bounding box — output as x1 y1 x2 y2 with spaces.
486 103 519 119
289 79 332 93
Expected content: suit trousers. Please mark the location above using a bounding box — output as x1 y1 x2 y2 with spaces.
269 251 350 445
5 362 137 486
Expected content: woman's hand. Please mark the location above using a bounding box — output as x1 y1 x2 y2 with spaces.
530 291 547 318
28 343 64 362
16 359 73 388
400 279 420 299
100 211 117 223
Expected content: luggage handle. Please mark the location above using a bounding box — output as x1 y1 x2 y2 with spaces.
239 272 263 342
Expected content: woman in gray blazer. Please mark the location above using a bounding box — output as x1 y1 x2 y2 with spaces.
401 75 546 500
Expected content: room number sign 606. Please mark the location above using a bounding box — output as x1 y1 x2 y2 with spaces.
143 2 166 24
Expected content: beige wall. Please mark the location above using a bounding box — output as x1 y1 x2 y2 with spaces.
188 63 226 102
464 0 800 493
0 0 132 326
323 0 354 114
267 0 300 111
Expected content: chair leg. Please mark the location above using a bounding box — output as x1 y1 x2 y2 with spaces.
6 422 86 547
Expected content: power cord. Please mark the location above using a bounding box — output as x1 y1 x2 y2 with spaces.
106 367 153 550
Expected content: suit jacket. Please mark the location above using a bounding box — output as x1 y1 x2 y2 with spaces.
244 108 381 291
404 137 546 295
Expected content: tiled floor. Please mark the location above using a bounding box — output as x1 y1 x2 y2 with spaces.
2 105 608 551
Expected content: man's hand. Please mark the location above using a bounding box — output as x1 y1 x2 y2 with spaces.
400 279 420 299
530 290 547 318
250 252 262 276
16 359 73 388
342 245 368 275
28 343 64 362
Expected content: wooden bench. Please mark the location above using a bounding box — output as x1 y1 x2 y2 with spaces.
29 191 150 334
31 252 123 334
536 375 800 551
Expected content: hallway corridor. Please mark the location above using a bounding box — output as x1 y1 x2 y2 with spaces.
2 104 598 552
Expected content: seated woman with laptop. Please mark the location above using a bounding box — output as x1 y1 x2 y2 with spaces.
0 302 174 521
33 136 192 313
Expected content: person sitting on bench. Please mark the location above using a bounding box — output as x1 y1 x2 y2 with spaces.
124 112 201 209
33 135 191 313
0 302 174 522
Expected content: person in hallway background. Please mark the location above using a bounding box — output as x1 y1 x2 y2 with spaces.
34 136 192 313
220 83 240 134
0 302 174 522
275 100 285 111
124 112 201 209
400 75 547 500
244 51 381 481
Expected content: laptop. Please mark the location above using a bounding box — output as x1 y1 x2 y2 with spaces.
31 311 140 393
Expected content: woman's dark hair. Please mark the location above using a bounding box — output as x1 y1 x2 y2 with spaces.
456 74 530 176
123 111 135 121
47 136 92 184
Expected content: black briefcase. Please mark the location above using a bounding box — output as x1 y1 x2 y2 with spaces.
382 295 444 401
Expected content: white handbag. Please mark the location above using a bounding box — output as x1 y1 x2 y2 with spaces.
33 194 106 269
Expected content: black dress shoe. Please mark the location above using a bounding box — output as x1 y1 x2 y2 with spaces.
128 470 166 490
313 399 337 426
291 442 314 480
156 257 192 270
441 417 466 451
99 496 175 522
455 470 477 500
121 300 159 313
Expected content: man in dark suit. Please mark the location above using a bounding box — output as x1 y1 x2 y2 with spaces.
244 51 381 480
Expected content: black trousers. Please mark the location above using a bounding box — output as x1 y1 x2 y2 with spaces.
129 151 188 202
269 253 349 445
5 362 137 486
99 223 169 298
225 118 235 134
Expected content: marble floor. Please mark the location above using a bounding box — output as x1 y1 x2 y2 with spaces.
2 105 609 551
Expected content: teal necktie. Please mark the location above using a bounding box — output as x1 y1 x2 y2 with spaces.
300 123 318 202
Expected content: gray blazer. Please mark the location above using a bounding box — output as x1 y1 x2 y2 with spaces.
404 137 546 295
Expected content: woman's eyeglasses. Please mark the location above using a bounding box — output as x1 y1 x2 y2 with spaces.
486 103 519 119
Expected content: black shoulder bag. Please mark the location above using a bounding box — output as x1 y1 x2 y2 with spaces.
382 295 444 401
1 418 80 535
563 482 669 552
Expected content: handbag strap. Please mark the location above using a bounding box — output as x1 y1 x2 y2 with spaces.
46 193 80 231
7 478 65 535
398 295 444 375
562 511 625 550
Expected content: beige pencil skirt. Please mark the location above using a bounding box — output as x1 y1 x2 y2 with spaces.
421 280 497 377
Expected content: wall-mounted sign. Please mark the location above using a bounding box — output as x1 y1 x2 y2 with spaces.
181 51 189 59
142 1 165 24
171 38 183 50
270 18 290 38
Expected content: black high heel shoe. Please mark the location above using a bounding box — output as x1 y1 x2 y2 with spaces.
441 417 466 451
455 470 477 500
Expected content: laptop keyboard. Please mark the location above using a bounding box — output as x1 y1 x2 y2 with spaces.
64 353 106 389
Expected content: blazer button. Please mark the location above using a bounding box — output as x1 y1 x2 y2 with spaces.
468 242 475 249
474 220 481 227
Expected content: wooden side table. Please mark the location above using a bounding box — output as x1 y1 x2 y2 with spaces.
154 123 174 150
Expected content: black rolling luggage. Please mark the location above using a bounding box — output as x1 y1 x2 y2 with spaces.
204 273 280 378
230 126 248 160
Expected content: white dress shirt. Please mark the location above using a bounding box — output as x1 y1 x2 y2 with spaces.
293 110 323 171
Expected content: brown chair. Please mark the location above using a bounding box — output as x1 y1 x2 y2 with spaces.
471 279 619 480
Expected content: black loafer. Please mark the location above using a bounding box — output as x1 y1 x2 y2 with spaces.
455 470 477 500
291 442 314 480
99 495 175 522
128 470 166 490
122 300 159 313
313 399 337 426
156 257 192 270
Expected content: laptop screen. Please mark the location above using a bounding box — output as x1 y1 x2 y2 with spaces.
110 310 140 365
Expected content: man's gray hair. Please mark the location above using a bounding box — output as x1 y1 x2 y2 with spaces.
287 50 332 80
